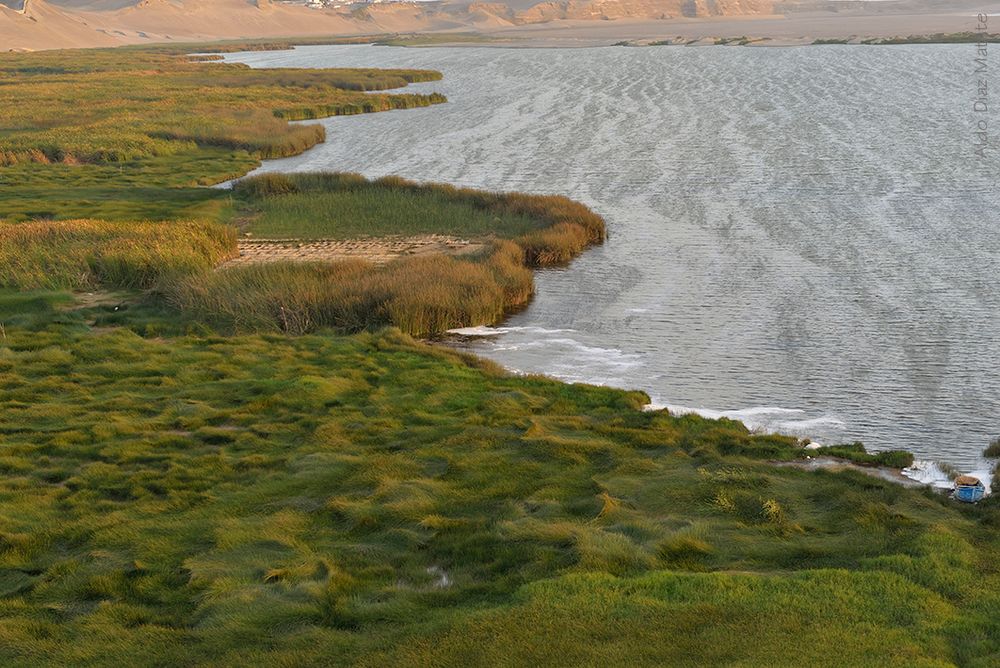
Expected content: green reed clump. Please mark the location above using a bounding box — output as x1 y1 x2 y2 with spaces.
815 442 915 469
167 240 532 336
0 220 236 290
984 438 1000 459
275 93 449 120
187 66 443 92
235 172 606 266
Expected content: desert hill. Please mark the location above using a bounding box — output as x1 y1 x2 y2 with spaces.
0 0 992 51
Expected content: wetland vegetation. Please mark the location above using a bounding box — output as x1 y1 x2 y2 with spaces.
1 40 999 668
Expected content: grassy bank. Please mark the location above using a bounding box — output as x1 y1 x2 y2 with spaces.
0 306 998 666
233 172 607 261
0 46 445 223
161 172 607 336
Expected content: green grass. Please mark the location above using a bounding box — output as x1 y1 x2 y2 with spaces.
0 219 236 291
0 318 997 666
240 182 544 240
814 442 915 469
0 154 247 223
234 172 592 242
0 46 445 223
2 40 1000 667
374 569 981 666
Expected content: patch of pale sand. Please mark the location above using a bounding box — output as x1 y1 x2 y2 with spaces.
223 235 488 268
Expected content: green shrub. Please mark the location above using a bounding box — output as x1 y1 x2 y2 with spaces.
984 438 1000 459
816 442 914 469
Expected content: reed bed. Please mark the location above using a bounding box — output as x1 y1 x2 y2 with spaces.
0 219 236 290
169 173 609 336
148 109 328 159
168 241 533 336
235 172 607 265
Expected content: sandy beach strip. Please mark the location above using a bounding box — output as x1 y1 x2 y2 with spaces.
223 235 488 267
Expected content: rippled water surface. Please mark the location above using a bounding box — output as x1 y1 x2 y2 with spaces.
227 44 999 470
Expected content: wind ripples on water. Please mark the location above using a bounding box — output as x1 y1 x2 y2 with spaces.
228 44 1000 472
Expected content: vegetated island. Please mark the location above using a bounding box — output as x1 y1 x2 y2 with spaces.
1 40 999 667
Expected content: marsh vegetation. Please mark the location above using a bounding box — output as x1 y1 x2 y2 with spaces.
0 46 445 222
0 299 998 666
1 41 999 668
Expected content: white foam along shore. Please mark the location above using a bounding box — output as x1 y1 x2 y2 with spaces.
904 460 994 495
652 401 994 493
446 325 574 337
448 326 995 494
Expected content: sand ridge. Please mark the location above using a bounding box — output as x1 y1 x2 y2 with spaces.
224 234 488 267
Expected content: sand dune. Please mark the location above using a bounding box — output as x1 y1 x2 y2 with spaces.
100 0 365 41
1 0 995 51
1 0 122 49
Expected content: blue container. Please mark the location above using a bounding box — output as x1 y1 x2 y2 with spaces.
954 477 986 503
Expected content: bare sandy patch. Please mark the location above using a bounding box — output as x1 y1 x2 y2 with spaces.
223 235 488 268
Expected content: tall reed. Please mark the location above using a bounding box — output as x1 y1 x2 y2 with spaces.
0 220 237 290
166 240 533 337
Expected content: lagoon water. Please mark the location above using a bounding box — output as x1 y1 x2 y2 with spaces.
227 44 999 473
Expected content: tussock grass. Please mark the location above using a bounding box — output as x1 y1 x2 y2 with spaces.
167 240 533 336
0 220 236 290
984 438 1000 459
0 323 996 665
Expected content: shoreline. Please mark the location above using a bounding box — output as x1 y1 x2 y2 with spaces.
443 327 993 493
230 43 995 497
